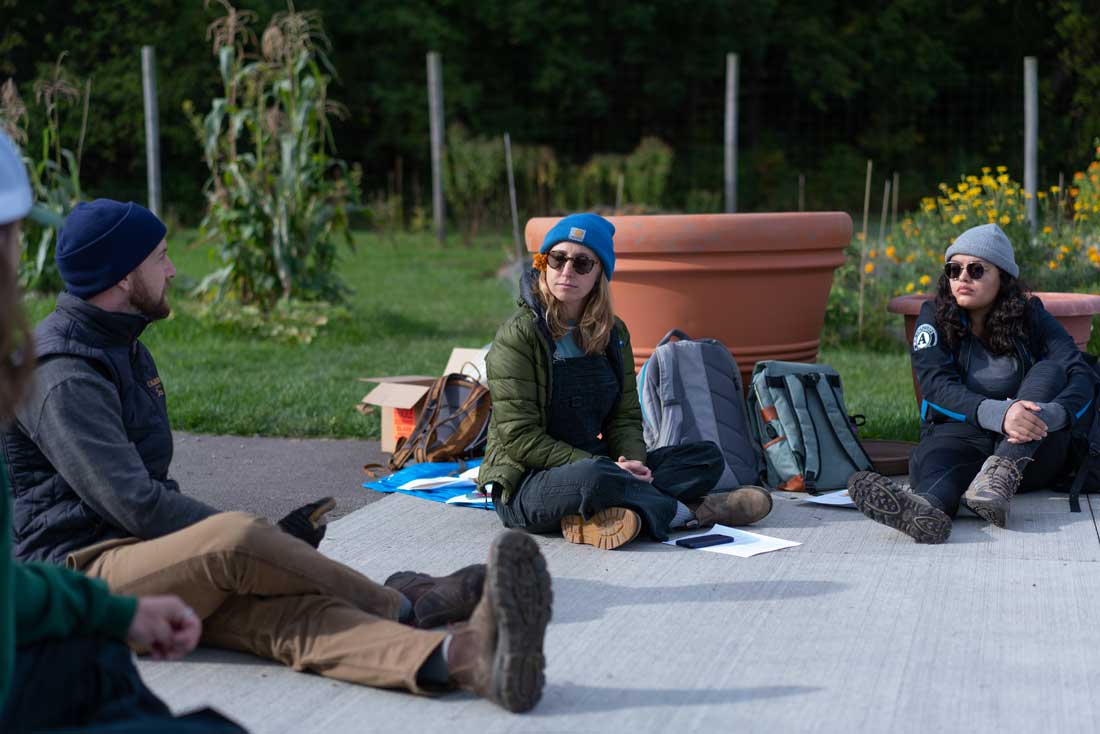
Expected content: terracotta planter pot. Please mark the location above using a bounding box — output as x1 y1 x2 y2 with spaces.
887 291 1100 405
525 213 853 385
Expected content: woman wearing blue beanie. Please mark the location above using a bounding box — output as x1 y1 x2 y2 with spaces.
477 213 772 549
849 223 1098 542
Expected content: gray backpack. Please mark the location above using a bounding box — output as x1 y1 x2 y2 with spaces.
747 360 873 493
639 329 763 491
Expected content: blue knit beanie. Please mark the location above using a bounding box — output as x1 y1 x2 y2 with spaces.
539 213 616 280
944 223 1019 278
56 199 167 298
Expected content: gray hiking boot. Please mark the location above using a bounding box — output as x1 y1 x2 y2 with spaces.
848 471 951 544
961 455 1028 528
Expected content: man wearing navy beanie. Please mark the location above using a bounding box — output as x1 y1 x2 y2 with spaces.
56 199 174 318
1 198 554 711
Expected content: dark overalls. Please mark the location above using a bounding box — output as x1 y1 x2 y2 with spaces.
493 351 723 541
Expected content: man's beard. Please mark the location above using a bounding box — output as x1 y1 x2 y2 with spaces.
131 277 171 321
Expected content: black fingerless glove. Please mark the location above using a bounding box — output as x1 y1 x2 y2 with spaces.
277 496 336 548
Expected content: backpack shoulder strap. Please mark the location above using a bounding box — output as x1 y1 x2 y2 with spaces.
654 344 684 448
389 375 449 469
782 373 819 491
810 374 874 471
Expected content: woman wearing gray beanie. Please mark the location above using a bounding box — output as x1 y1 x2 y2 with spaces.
848 223 1098 543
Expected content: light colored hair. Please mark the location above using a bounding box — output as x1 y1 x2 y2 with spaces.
0 222 34 423
537 268 615 355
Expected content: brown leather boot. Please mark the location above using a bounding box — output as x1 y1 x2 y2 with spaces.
560 507 641 550
690 486 773 527
384 564 486 628
848 471 951 544
447 530 552 713
962 455 1028 528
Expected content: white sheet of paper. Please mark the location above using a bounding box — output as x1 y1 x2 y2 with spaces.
459 465 481 481
399 476 475 491
662 524 801 557
445 491 493 507
801 490 856 507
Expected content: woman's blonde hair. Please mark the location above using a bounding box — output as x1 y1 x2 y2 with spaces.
1 222 34 423
536 267 615 355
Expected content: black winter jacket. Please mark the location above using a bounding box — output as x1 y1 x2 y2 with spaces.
1 294 217 564
911 296 1097 430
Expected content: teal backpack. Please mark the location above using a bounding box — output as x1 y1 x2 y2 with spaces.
747 360 873 493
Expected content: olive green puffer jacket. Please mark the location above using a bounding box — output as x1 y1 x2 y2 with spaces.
478 282 647 504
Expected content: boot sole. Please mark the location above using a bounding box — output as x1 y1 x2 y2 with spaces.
962 496 1008 528
560 508 641 550
848 471 952 544
486 530 553 713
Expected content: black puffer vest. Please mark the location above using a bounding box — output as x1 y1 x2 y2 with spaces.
1 293 173 563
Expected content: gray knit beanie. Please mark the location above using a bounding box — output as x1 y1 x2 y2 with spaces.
944 223 1019 278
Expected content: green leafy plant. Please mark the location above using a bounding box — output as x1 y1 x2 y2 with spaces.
1 56 89 293
186 0 361 309
443 124 505 244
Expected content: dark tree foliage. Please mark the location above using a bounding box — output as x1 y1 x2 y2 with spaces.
0 0 1093 220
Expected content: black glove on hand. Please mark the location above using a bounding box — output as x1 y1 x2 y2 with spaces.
277 497 337 548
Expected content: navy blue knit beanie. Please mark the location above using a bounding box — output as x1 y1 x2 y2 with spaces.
56 199 167 298
539 213 616 280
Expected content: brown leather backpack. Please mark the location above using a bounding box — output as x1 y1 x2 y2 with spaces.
388 373 492 470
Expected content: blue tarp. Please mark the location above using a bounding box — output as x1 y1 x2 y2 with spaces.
362 458 493 510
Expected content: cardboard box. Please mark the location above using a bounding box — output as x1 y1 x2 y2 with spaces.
357 348 489 453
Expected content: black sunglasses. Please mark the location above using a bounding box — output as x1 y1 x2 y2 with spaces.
547 251 598 275
944 261 987 281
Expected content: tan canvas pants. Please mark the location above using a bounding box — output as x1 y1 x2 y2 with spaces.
70 512 446 693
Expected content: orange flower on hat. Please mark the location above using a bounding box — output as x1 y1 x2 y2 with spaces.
532 253 549 271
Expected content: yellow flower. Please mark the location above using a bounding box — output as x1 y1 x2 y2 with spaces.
919 274 931 286
905 254 915 263
856 232 866 241
997 174 1010 184
864 262 875 274
905 282 915 293
957 182 969 192
999 215 1011 225
951 214 966 224
996 166 1007 173
1060 245 1070 254
967 175 980 183
1048 260 1058 270
1043 226 1053 234
885 245 897 259
981 167 992 174
1051 185 1061 193
869 249 877 259
1038 191 1047 199
1004 188 1016 197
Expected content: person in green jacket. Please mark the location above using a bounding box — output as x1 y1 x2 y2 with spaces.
0 131 243 732
479 213 773 550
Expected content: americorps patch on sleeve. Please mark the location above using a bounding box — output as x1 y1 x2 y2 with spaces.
913 323 938 350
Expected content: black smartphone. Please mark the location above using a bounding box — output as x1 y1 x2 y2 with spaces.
675 533 735 549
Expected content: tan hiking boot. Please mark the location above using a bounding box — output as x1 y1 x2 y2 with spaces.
560 507 641 550
962 455 1028 528
384 564 486 628
848 471 951 544
447 530 553 713
690 486 773 527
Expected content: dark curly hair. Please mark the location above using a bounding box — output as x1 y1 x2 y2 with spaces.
933 266 1031 355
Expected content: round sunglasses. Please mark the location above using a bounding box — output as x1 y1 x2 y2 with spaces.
944 261 987 281
547 251 598 275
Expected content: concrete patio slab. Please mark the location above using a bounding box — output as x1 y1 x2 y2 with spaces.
137 483 1100 734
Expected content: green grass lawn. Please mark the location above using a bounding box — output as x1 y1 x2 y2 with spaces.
23 230 921 442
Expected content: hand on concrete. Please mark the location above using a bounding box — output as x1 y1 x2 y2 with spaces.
1003 400 1048 444
617 456 653 483
128 595 201 661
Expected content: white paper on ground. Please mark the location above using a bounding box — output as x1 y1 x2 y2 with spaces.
398 476 476 491
444 491 493 507
663 524 801 558
801 489 856 508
